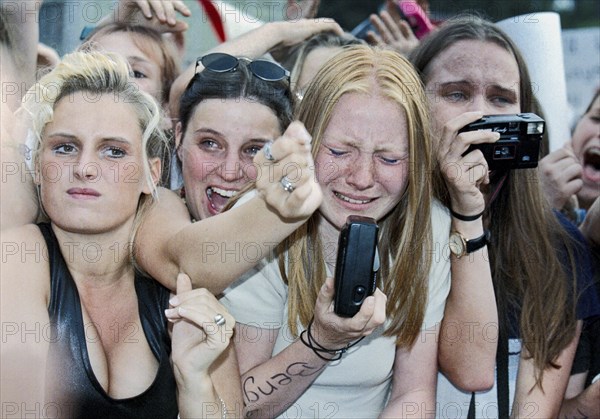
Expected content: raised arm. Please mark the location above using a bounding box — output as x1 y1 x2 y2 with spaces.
1 2 42 230
0 99 39 231
1 0 40 112
436 112 499 391
135 122 322 293
99 0 191 30
538 142 583 211
169 18 343 118
1 226 51 408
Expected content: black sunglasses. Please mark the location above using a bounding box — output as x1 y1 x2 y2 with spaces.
196 52 290 82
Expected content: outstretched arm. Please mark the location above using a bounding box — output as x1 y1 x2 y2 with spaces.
135 122 322 293
168 18 342 119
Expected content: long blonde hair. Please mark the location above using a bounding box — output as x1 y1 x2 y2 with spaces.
284 45 434 347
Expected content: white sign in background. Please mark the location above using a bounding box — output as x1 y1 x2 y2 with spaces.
562 26 600 125
498 13 599 151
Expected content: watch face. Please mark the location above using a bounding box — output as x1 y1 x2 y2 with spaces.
449 233 465 256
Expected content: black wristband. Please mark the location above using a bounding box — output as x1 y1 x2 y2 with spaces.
450 208 484 222
299 319 364 362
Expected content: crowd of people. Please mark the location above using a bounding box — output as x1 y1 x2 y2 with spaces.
1 0 598 418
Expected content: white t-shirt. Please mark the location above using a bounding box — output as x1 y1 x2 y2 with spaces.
221 200 452 418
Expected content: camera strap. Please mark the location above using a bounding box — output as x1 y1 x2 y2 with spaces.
488 171 509 208
467 393 476 418
496 329 510 417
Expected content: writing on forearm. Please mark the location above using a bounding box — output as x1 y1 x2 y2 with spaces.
243 362 323 403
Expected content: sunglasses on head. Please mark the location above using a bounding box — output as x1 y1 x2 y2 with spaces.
196 52 290 82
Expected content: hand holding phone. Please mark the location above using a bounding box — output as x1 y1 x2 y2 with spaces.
334 216 380 317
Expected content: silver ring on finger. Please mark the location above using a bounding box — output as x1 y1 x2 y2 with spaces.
280 176 295 193
262 141 275 161
214 313 226 326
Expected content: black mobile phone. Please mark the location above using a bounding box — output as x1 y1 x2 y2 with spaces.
333 216 380 317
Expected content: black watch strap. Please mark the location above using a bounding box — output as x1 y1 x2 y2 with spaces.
466 230 490 253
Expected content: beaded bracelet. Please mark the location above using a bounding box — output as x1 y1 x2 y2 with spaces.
299 319 364 362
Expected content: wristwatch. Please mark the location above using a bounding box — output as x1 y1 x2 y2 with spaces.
448 230 490 258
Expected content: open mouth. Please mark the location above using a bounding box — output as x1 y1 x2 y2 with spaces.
582 147 600 184
206 186 238 213
334 191 375 205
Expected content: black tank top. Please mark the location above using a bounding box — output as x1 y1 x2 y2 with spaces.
39 223 178 419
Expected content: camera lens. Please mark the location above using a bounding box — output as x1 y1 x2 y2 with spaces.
493 145 516 160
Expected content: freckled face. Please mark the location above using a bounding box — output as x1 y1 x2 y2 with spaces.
315 92 410 230
424 40 521 134
571 96 600 208
177 98 281 220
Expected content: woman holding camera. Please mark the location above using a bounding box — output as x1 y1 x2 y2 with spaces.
220 45 451 418
410 16 600 417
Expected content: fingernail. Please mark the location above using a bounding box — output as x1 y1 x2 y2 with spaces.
165 308 178 317
169 296 180 306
